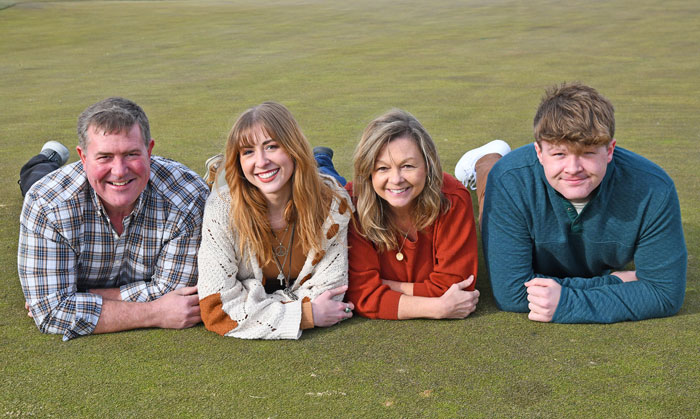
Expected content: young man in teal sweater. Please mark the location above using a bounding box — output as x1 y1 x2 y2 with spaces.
455 82 686 323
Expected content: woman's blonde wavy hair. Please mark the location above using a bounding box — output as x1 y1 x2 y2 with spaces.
224 102 337 265
352 109 448 252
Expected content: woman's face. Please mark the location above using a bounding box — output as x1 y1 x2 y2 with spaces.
371 136 426 213
239 125 295 204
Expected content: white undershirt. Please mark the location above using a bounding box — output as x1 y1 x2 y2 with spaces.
572 200 588 214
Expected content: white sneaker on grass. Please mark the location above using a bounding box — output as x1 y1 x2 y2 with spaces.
40 141 70 166
454 140 511 190
204 153 224 189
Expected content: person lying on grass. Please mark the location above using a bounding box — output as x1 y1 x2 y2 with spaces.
197 102 354 339
342 109 480 320
455 82 687 323
18 97 209 340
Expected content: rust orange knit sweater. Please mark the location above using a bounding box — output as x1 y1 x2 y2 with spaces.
346 173 478 319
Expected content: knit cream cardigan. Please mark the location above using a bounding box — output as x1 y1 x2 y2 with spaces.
198 178 353 339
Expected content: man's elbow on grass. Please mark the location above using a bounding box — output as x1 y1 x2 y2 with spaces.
656 280 686 319
32 309 93 339
26 295 101 339
491 284 529 313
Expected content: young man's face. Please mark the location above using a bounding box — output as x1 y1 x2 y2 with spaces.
535 139 615 203
77 123 153 220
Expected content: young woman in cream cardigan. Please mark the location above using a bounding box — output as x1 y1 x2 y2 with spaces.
198 102 354 339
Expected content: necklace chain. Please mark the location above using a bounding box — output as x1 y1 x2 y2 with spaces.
272 222 291 257
396 228 410 262
272 222 295 287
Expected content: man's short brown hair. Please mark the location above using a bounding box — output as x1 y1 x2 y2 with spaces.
533 82 615 151
77 97 151 150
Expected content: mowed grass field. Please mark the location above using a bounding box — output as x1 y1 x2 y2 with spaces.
1 0 699 416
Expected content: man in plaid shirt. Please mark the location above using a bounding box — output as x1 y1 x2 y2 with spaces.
18 97 209 340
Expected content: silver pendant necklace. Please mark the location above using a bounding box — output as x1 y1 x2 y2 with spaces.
272 222 291 258
272 222 296 287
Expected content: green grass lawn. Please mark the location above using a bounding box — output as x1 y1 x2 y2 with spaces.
1 0 699 416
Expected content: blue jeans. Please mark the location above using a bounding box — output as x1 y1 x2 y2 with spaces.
315 153 346 186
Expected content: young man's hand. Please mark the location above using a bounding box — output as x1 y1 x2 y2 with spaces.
524 278 561 322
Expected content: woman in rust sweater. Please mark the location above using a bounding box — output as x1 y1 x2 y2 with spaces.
345 109 480 320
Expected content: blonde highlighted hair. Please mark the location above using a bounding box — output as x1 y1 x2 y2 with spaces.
352 109 448 252
224 102 337 265
534 82 615 152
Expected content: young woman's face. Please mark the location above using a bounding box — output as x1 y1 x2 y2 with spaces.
371 136 426 213
239 125 295 204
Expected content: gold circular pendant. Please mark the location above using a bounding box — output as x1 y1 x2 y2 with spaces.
396 252 404 261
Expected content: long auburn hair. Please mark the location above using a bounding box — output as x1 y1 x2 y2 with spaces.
352 109 448 252
224 102 337 265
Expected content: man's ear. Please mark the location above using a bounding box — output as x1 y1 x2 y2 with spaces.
77 145 87 165
147 139 154 157
534 141 544 164
606 139 616 163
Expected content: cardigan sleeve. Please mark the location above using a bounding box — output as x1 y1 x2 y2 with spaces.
289 182 354 305
197 189 303 340
412 175 478 297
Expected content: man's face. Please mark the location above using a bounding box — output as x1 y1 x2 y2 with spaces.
77 123 153 219
535 139 615 203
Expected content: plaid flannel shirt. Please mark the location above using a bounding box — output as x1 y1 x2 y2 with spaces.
18 156 209 340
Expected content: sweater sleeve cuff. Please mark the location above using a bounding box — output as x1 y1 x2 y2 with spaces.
277 300 303 339
412 282 428 297
300 299 314 330
551 286 570 323
377 289 402 320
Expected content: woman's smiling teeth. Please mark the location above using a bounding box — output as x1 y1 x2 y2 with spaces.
389 187 408 194
257 169 279 180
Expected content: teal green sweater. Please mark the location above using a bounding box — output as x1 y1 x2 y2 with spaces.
482 144 686 323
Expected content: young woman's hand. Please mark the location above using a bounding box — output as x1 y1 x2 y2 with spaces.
311 285 354 327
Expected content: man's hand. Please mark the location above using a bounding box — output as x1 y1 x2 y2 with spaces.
611 270 638 283
435 276 480 319
524 278 562 322
150 286 201 329
24 301 33 318
312 285 354 327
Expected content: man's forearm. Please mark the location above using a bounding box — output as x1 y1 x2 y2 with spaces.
89 287 122 300
552 278 684 323
93 286 201 334
93 299 158 334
